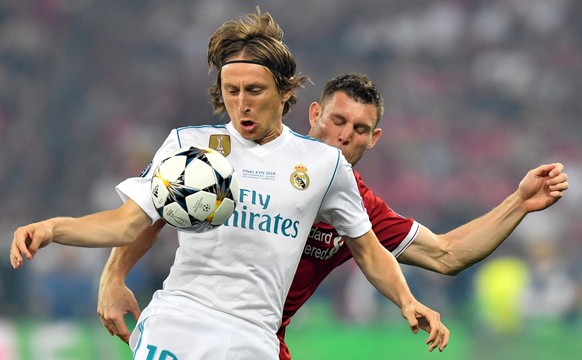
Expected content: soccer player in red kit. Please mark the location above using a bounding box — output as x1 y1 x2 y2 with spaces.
97 73 569 359
276 73 567 359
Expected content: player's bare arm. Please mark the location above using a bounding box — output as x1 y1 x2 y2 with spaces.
98 219 165 343
10 199 151 269
399 162 569 275
345 230 449 352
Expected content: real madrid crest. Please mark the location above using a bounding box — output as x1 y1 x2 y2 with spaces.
209 134 231 156
290 164 310 191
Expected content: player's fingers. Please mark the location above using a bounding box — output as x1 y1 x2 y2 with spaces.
9 243 22 269
428 323 450 352
422 311 443 352
547 171 568 185
425 320 440 351
98 306 123 335
548 162 564 177
98 313 115 336
427 331 441 352
100 308 133 343
9 250 22 269
403 311 420 334
438 324 450 352
12 230 33 260
549 178 569 196
106 325 115 337
552 185 568 198
115 322 131 344
128 305 142 322
25 236 41 258
549 180 569 194
531 163 554 177
10 240 29 269
116 332 130 344
107 316 131 344
428 333 443 352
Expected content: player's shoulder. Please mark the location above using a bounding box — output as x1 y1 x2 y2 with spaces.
353 170 364 184
353 170 386 207
353 170 370 190
170 124 228 145
175 124 228 136
287 127 341 155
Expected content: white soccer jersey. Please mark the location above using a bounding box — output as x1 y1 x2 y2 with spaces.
116 122 372 359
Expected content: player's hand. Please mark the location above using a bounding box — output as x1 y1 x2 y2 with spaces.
10 221 54 269
518 163 568 212
400 300 450 352
98 280 141 344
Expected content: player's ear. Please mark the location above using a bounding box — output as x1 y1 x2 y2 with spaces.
367 128 382 149
308 102 322 127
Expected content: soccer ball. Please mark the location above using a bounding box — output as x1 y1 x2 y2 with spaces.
151 146 239 232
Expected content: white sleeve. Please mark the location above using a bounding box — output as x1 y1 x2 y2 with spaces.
317 153 372 238
116 177 160 222
115 129 183 222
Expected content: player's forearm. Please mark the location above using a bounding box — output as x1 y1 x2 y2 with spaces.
102 247 146 283
442 191 527 270
360 249 415 308
349 233 416 308
50 207 149 247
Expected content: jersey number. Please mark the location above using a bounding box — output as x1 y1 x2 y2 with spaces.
146 344 178 360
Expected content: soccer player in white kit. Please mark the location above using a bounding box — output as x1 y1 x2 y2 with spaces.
9 10 449 359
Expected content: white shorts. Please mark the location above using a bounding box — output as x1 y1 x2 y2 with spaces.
129 313 276 360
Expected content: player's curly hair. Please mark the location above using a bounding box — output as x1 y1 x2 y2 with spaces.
320 73 385 127
207 8 309 116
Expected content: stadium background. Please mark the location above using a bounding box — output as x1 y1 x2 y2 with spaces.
0 0 580 359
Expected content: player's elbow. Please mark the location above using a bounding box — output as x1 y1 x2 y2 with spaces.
439 264 465 276
114 203 152 246
431 238 471 276
441 253 482 275
107 219 147 247
116 232 136 246
432 252 469 276
120 220 151 246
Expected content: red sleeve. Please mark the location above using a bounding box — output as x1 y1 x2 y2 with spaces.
355 171 419 257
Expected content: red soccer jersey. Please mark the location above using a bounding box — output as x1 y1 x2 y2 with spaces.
277 171 419 360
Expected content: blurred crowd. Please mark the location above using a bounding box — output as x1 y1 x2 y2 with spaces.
0 0 580 334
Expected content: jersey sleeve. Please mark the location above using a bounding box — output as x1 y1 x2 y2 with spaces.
355 171 419 258
115 129 183 222
316 151 372 239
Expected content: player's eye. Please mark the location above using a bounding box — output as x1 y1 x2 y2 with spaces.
355 126 370 134
247 87 263 95
222 86 240 96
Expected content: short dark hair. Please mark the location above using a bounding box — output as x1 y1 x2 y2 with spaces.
320 73 384 126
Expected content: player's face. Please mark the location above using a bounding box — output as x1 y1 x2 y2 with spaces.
221 60 291 145
309 91 382 166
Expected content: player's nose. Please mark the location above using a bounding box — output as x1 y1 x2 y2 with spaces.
338 128 353 144
237 92 250 114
